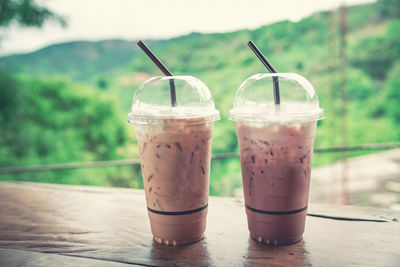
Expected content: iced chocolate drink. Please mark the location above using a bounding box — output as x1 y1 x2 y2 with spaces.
135 118 213 245
236 121 317 245
128 75 220 245
229 72 324 246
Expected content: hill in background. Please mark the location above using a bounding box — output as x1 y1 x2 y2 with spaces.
1 0 400 195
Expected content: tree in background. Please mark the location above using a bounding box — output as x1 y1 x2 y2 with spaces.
0 73 127 165
0 0 66 28
0 1 137 187
0 71 132 186
376 0 400 19
384 61 400 127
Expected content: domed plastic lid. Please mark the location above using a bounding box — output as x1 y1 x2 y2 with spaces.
229 73 324 123
128 76 220 125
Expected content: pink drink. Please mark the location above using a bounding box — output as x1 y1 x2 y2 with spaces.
236 121 317 245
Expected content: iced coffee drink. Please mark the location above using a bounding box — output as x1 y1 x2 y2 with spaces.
128 76 220 245
229 73 323 245
236 121 317 245
135 118 213 245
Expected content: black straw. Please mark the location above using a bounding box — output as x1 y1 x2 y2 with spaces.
247 41 280 105
137 40 177 107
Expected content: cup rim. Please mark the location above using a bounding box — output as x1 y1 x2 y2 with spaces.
127 111 221 125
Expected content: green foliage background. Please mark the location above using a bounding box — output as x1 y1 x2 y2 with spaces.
1 0 400 196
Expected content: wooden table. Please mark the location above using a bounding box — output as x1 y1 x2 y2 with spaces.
0 182 399 266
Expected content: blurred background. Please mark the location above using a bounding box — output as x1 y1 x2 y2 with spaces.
0 0 399 209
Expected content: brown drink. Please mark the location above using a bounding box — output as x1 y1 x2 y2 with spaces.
229 72 323 245
236 121 317 245
135 118 213 245
128 75 220 245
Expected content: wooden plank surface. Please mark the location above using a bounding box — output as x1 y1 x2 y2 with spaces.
0 181 399 267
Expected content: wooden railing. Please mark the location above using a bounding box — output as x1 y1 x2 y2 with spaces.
0 142 399 175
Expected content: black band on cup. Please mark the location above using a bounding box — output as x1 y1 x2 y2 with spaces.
147 204 208 216
246 204 307 215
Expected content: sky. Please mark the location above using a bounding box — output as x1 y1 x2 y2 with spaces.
0 0 375 56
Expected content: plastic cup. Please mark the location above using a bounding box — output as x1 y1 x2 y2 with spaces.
229 73 324 245
128 76 220 245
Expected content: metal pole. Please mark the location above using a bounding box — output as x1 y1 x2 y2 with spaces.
339 4 349 205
